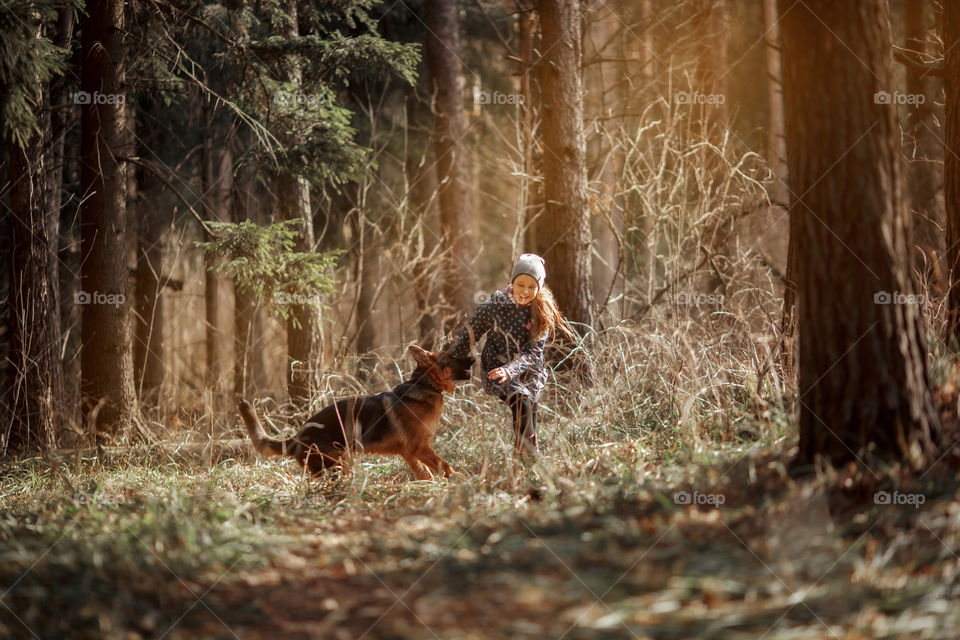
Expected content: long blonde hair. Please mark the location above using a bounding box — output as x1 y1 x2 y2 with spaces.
530 284 576 342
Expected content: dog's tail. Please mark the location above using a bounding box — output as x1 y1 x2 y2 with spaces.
238 398 302 458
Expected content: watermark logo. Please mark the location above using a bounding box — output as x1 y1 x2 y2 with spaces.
73 91 125 105
874 91 925 106
74 491 126 506
874 490 925 509
74 290 125 306
873 291 925 305
474 290 510 305
475 90 524 106
273 291 321 306
673 291 724 306
674 91 725 106
673 490 725 507
274 91 327 108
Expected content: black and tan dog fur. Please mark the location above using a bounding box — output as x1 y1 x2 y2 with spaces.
239 345 473 479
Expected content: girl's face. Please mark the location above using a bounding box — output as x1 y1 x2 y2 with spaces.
512 274 539 306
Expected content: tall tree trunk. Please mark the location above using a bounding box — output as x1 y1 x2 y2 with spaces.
79 0 139 434
781 0 939 470
943 0 960 343
764 0 788 210
690 0 731 295
352 207 378 380
6 53 64 454
233 164 265 398
131 94 167 407
277 0 321 405
203 121 234 407
765 0 795 371
133 134 166 407
537 0 592 326
278 171 319 404
425 0 476 327
42 5 74 354
406 97 439 347
904 0 942 279
516 2 543 254
584 3 623 323
689 0 729 142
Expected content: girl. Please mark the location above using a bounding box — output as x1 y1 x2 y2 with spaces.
448 254 575 454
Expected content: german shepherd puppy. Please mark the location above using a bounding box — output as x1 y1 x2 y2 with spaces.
239 345 473 479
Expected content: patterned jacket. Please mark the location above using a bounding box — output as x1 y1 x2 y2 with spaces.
449 289 548 402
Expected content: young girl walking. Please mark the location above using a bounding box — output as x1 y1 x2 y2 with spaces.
448 254 575 454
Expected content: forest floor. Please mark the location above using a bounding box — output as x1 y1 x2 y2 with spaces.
3 406 960 640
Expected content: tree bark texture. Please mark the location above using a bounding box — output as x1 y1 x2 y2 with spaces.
79 0 139 433
781 0 939 469
536 0 592 326
425 0 476 326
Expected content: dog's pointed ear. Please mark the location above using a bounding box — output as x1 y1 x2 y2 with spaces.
408 344 436 368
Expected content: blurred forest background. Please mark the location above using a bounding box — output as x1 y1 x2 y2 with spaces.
8 1 960 637
3 0 960 471
1 0 813 444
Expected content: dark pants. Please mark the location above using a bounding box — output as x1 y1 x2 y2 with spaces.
507 393 538 454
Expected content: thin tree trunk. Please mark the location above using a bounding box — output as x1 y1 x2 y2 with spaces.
781 0 939 470
517 2 542 254
277 0 321 405
201 100 234 407
904 0 942 278
6 57 64 453
79 0 139 434
585 4 623 323
133 164 166 406
278 171 319 404
764 0 788 209
233 164 265 398
406 97 439 347
425 0 476 327
352 207 377 379
537 0 592 326
765 0 795 371
42 5 74 353
946 0 960 343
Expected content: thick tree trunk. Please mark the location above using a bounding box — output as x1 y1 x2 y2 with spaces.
425 0 476 326
79 0 139 434
943 0 960 343
781 0 939 470
537 0 592 326
6 67 64 453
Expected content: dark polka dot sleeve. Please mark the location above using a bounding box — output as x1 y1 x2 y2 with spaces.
449 300 495 358
446 290 549 402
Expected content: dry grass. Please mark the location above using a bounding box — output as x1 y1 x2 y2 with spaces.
6 319 960 638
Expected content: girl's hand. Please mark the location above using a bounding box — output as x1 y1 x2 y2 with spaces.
488 367 510 383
